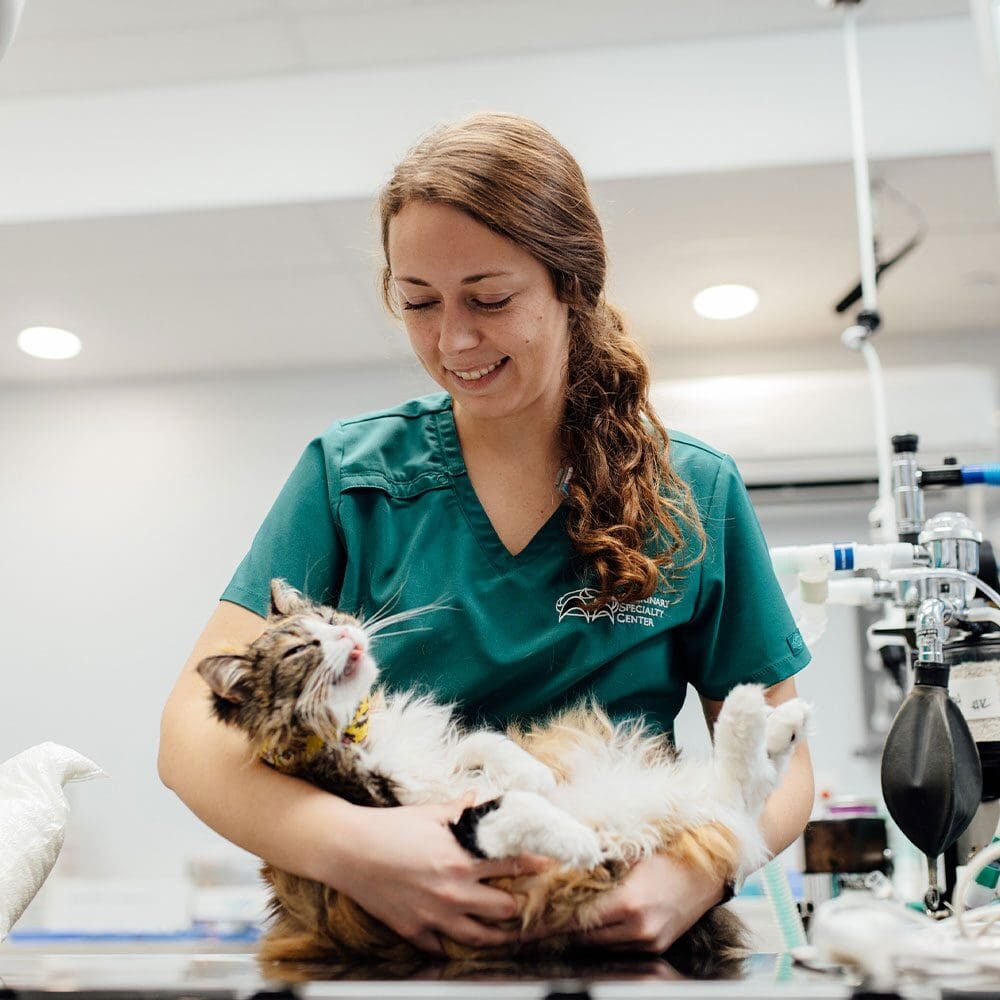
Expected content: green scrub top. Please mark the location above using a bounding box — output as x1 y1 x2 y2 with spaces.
221 392 809 735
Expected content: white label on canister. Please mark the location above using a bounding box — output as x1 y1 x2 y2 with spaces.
950 676 1000 721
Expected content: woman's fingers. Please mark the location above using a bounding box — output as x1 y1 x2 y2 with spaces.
461 882 523 922
571 921 631 947
436 791 476 823
474 851 553 880
408 929 446 956
447 915 521 949
574 892 631 931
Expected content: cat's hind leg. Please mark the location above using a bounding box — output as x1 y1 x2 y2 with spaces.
712 684 810 815
712 684 772 812
461 790 602 869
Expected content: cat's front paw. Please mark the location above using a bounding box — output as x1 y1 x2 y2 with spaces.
765 698 811 761
457 733 557 796
550 826 603 869
481 743 557 796
474 790 602 869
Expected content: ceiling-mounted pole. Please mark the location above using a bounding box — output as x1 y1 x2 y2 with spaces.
842 3 880 319
0 0 25 64
821 0 895 539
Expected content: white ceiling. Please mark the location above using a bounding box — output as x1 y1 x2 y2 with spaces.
1 0 971 98
0 0 996 384
2 151 996 384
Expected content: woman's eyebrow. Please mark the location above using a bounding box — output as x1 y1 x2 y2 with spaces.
395 271 513 286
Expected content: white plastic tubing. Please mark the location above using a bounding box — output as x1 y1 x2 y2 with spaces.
859 341 895 543
770 542 916 648
886 568 1000 612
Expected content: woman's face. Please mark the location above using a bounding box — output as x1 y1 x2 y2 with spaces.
387 200 570 424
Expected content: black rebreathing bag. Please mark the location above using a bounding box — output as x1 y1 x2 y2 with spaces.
880 676 983 858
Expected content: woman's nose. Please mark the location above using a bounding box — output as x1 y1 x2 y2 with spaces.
437 302 480 355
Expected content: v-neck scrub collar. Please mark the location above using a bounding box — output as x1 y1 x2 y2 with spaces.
432 398 569 573
221 392 809 734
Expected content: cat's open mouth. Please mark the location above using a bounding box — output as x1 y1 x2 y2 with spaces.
329 641 367 683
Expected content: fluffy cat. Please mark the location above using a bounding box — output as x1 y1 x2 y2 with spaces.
197 579 809 970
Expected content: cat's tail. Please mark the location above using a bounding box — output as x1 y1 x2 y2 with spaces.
664 905 750 979
259 927 340 963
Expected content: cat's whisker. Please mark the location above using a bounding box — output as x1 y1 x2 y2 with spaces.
365 602 454 637
368 627 433 641
362 582 409 630
363 577 446 631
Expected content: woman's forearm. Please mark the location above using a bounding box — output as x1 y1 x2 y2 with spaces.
158 673 364 887
758 738 814 857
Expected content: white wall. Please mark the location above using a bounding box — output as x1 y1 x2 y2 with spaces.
1 362 433 889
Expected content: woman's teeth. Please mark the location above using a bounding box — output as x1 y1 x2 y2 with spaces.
452 358 505 381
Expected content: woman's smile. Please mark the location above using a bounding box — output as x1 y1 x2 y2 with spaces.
446 356 510 386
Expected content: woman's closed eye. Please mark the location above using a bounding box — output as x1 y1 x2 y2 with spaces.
403 296 512 313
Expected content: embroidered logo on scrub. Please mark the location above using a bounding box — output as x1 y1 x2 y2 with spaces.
555 588 674 627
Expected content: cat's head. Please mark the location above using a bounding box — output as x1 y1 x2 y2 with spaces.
196 579 380 747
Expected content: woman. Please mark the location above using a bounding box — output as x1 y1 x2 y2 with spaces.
158 112 813 958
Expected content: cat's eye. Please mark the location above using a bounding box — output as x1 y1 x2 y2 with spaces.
281 641 319 659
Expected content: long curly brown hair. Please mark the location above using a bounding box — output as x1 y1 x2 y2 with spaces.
376 112 705 608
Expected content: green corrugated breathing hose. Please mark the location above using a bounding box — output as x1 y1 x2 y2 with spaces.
761 858 807 951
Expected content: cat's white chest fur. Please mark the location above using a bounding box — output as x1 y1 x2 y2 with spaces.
357 691 550 803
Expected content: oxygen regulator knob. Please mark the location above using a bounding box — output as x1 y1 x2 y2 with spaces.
892 434 919 455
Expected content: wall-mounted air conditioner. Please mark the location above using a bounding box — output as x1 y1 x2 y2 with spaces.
650 365 998 487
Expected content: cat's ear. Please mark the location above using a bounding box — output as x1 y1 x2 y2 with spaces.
196 654 254 704
269 578 311 618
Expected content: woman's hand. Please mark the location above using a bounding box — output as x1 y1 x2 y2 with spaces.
328 794 551 956
535 853 725 953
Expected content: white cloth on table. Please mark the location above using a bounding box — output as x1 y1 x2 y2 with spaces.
0 742 103 940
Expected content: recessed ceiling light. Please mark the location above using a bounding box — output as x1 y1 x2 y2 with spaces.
692 284 759 320
17 326 82 360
